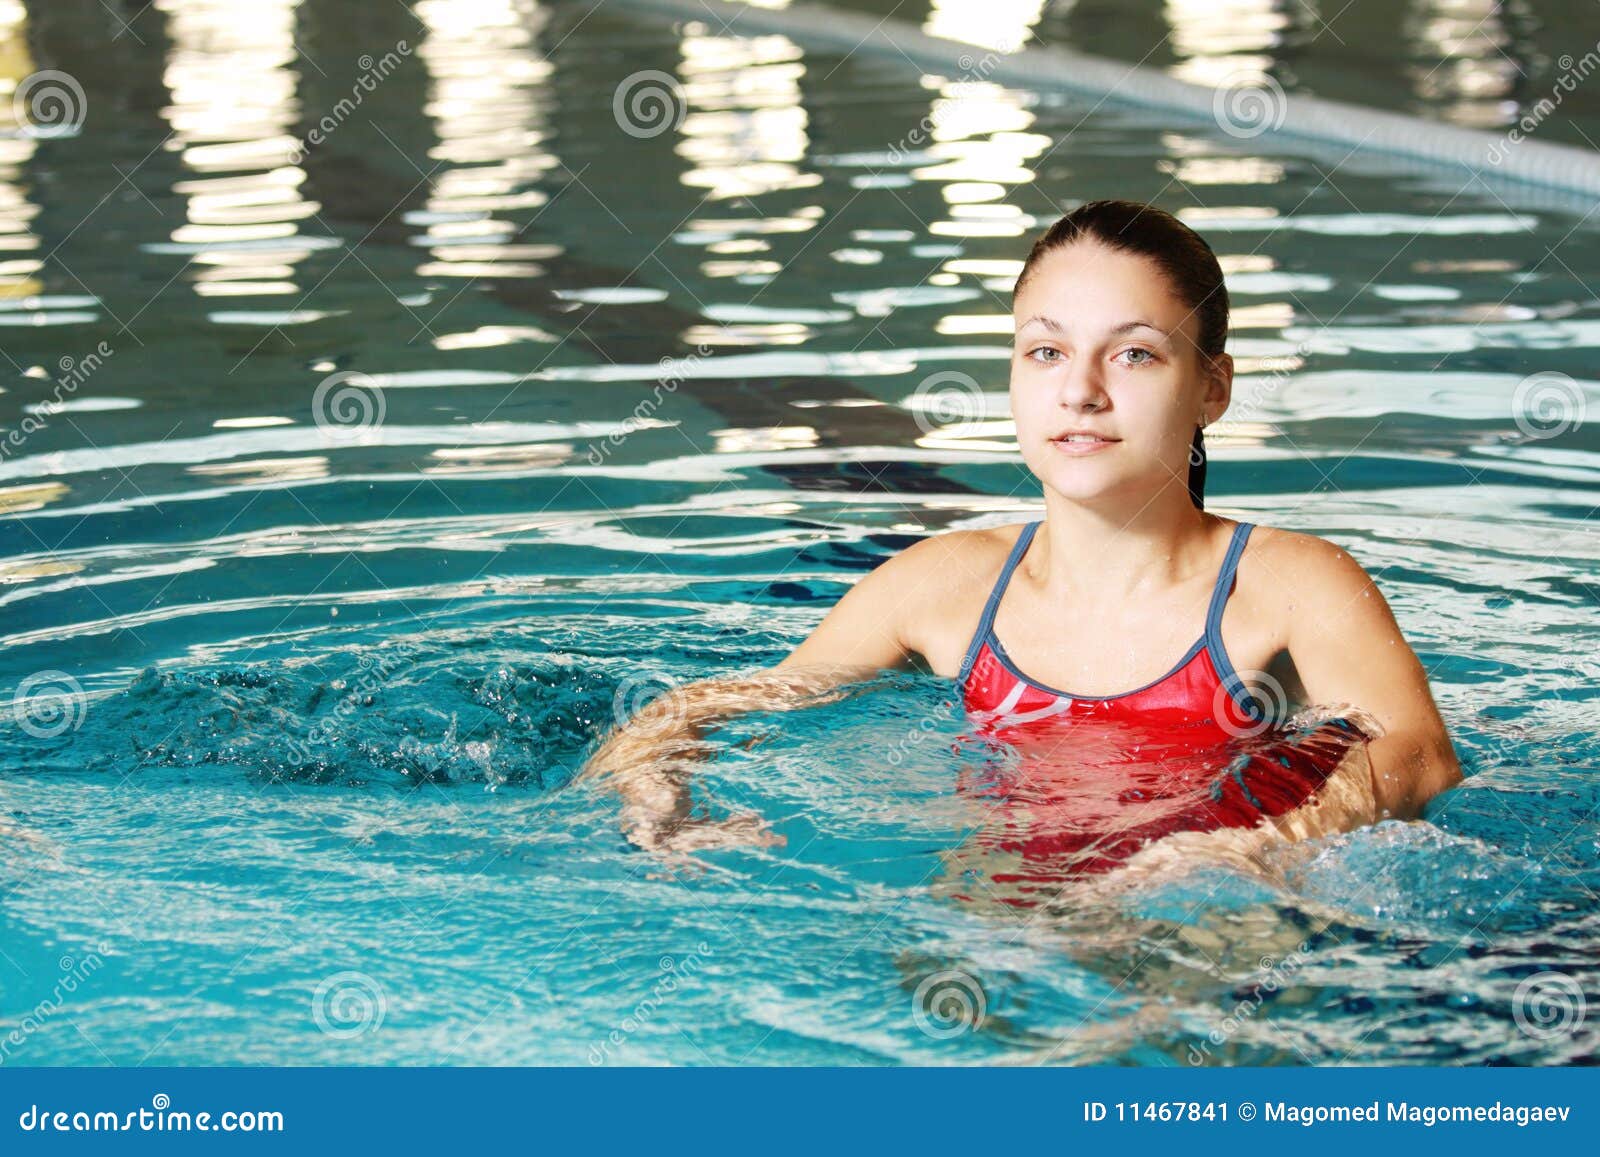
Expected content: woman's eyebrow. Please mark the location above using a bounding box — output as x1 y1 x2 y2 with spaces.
1111 320 1170 338
1017 315 1171 339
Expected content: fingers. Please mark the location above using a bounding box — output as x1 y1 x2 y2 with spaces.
644 848 713 879
644 812 786 853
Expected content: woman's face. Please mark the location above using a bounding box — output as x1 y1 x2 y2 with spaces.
1009 241 1229 509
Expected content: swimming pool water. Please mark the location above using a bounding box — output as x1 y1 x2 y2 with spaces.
1 0 1597 1065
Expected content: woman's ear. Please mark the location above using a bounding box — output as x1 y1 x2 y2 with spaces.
1204 351 1233 422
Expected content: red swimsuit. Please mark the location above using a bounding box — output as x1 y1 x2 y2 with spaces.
950 519 1365 893
960 519 1262 742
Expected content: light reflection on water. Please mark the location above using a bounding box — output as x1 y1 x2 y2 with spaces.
0 0 1596 1065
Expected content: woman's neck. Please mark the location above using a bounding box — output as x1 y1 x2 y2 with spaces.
1031 487 1221 602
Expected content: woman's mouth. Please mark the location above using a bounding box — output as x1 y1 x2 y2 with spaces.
1050 432 1119 455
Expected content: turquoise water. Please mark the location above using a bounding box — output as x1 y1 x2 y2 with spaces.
2 0 1598 1065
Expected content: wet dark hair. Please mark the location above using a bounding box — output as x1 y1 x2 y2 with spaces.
1013 200 1229 509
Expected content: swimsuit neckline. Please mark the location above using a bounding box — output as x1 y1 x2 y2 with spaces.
964 517 1255 702
985 630 1208 702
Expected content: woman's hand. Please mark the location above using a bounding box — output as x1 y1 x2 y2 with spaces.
1274 537 1463 819
580 666 864 857
624 805 785 854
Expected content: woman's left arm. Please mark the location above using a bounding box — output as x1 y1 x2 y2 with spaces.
1280 538 1463 820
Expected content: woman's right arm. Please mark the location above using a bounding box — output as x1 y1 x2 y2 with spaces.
576 532 949 852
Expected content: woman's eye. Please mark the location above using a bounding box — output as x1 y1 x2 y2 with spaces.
1028 347 1061 364
1118 347 1157 366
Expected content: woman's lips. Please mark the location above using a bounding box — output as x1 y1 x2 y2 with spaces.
1050 435 1118 456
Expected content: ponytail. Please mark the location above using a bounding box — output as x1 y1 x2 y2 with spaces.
1187 426 1206 510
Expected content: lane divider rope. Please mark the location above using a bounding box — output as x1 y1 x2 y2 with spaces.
605 0 1600 200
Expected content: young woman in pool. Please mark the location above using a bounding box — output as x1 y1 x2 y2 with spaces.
579 199 1462 860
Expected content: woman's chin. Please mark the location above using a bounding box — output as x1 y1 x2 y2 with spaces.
1035 463 1127 503
1024 453 1174 507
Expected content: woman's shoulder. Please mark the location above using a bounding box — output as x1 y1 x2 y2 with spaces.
1236 521 1382 608
866 520 1031 621
871 521 1033 669
890 519 1032 582
1241 522 1371 574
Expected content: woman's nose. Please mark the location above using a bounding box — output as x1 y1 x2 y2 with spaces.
1057 359 1108 410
